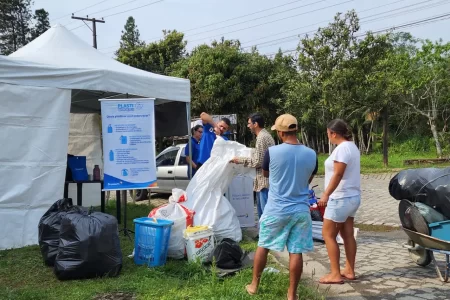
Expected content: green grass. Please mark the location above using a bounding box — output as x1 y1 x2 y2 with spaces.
316 151 450 175
0 204 323 300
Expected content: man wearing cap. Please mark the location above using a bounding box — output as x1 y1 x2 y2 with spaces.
230 113 275 220
246 114 318 300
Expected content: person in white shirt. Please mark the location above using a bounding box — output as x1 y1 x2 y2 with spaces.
318 119 361 285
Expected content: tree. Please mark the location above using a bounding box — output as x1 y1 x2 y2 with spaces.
285 11 361 154
30 8 49 40
0 0 33 55
117 29 186 75
170 39 291 142
329 32 394 165
395 40 450 157
115 16 144 57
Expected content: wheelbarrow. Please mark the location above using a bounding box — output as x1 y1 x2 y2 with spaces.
402 227 450 282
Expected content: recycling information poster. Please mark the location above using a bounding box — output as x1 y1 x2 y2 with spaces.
100 98 157 191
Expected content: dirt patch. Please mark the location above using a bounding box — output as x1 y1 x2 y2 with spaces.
355 223 400 232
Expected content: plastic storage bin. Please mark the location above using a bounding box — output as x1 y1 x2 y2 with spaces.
428 220 450 241
133 217 174 267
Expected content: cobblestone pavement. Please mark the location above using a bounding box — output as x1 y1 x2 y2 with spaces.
304 230 450 300
310 173 401 227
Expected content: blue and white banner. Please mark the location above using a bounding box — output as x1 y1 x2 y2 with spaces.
100 98 157 191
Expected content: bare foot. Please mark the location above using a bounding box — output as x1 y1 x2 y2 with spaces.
287 294 299 300
319 274 344 284
246 284 257 295
287 292 299 300
340 268 356 280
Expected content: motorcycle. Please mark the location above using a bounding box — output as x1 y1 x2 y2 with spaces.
308 185 325 222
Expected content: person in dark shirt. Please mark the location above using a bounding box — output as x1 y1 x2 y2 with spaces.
184 124 203 178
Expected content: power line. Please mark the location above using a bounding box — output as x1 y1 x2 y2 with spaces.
364 11 450 35
50 0 109 22
241 0 449 51
239 0 409 47
103 0 164 18
69 0 164 31
362 0 448 24
65 0 140 27
98 0 321 50
104 10 450 74
264 11 450 56
85 0 139 17
187 0 355 43
181 0 309 34
100 0 430 55
101 0 450 64
98 0 414 51
184 0 328 39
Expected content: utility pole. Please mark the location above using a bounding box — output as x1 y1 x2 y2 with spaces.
71 15 105 49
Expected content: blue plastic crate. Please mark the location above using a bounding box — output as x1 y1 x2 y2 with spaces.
429 220 450 242
133 217 174 267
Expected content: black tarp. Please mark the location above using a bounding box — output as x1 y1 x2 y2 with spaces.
389 168 450 219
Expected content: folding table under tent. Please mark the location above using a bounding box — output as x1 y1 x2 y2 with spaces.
0 24 191 250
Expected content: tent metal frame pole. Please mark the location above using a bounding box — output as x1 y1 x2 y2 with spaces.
186 103 192 179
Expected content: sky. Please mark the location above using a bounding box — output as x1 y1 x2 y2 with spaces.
33 0 450 57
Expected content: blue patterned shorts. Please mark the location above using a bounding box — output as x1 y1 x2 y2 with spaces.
258 212 313 254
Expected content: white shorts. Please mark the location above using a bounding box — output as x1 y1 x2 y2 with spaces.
324 195 361 223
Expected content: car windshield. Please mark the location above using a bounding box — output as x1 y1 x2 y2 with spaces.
156 148 178 167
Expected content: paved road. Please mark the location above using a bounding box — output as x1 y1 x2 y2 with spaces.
310 173 400 227
301 230 450 300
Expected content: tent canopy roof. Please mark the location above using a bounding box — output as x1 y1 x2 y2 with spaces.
1 24 190 105
0 24 191 137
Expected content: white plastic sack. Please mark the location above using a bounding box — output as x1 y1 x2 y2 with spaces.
149 188 194 259
184 138 255 242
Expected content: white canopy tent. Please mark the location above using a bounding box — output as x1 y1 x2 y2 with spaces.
0 25 191 250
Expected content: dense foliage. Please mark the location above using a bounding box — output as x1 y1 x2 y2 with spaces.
0 0 50 54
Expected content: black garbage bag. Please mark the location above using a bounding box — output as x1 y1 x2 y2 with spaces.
212 238 244 269
38 198 79 266
54 210 122 280
414 202 447 224
388 168 450 219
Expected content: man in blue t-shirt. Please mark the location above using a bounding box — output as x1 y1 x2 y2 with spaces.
184 124 203 178
196 112 230 166
245 114 318 300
